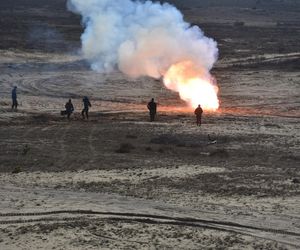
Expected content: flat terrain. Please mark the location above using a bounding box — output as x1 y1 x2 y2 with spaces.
0 0 299 249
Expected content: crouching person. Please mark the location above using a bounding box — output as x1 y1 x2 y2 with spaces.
61 99 74 120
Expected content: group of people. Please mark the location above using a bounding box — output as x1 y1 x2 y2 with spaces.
62 97 92 120
11 87 204 125
10 86 92 120
147 98 204 126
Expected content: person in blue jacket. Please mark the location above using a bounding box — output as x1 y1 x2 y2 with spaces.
82 96 92 119
11 86 18 110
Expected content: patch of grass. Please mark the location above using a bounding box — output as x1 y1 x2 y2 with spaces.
150 134 180 145
264 123 281 129
22 144 30 156
0 101 10 106
32 114 51 123
158 148 165 153
209 149 229 158
12 166 22 174
115 143 135 154
234 21 245 27
126 134 138 139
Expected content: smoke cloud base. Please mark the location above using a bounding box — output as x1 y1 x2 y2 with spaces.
68 0 219 110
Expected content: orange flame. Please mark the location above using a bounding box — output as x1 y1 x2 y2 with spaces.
163 61 220 111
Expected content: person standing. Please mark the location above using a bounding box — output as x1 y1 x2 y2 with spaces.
82 96 91 120
65 99 74 120
194 104 203 126
147 98 157 122
11 86 18 110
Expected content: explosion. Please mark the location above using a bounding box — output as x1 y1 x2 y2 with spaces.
163 61 219 111
68 0 220 111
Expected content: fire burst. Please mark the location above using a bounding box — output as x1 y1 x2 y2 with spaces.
163 61 220 111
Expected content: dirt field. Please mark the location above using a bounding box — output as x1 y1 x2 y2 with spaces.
0 0 299 249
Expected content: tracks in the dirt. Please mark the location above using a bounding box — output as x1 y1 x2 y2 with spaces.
0 210 300 247
86 125 97 167
218 52 300 69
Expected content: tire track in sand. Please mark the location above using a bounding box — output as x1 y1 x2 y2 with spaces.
0 210 299 248
85 124 98 168
56 124 71 169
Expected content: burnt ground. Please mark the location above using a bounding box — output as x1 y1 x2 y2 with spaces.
0 0 299 249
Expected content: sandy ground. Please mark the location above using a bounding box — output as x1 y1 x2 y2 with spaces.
0 50 299 249
0 0 300 249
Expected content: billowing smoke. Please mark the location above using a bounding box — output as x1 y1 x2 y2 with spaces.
68 0 219 110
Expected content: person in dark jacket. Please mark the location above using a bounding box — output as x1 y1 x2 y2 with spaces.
82 96 91 119
11 86 18 110
147 98 157 122
65 99 74 120
194 104 203 126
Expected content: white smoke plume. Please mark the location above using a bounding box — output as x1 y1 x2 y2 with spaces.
67 0 218 79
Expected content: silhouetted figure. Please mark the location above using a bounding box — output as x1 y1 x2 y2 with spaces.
147 98 157 122
82 96 91 119
11 86 18 110
194 104 203 126
65 99 74 120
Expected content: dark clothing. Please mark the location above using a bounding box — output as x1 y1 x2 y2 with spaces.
147 101 157 122
81 108 89 119
83 98 91 109
194 107 203 126
12 99 18 109
82 97 91 119
196 116 202 126
65 102 74 119
65 102 74 113
11 88 18 109
194 107 203 116
12 89 17 100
